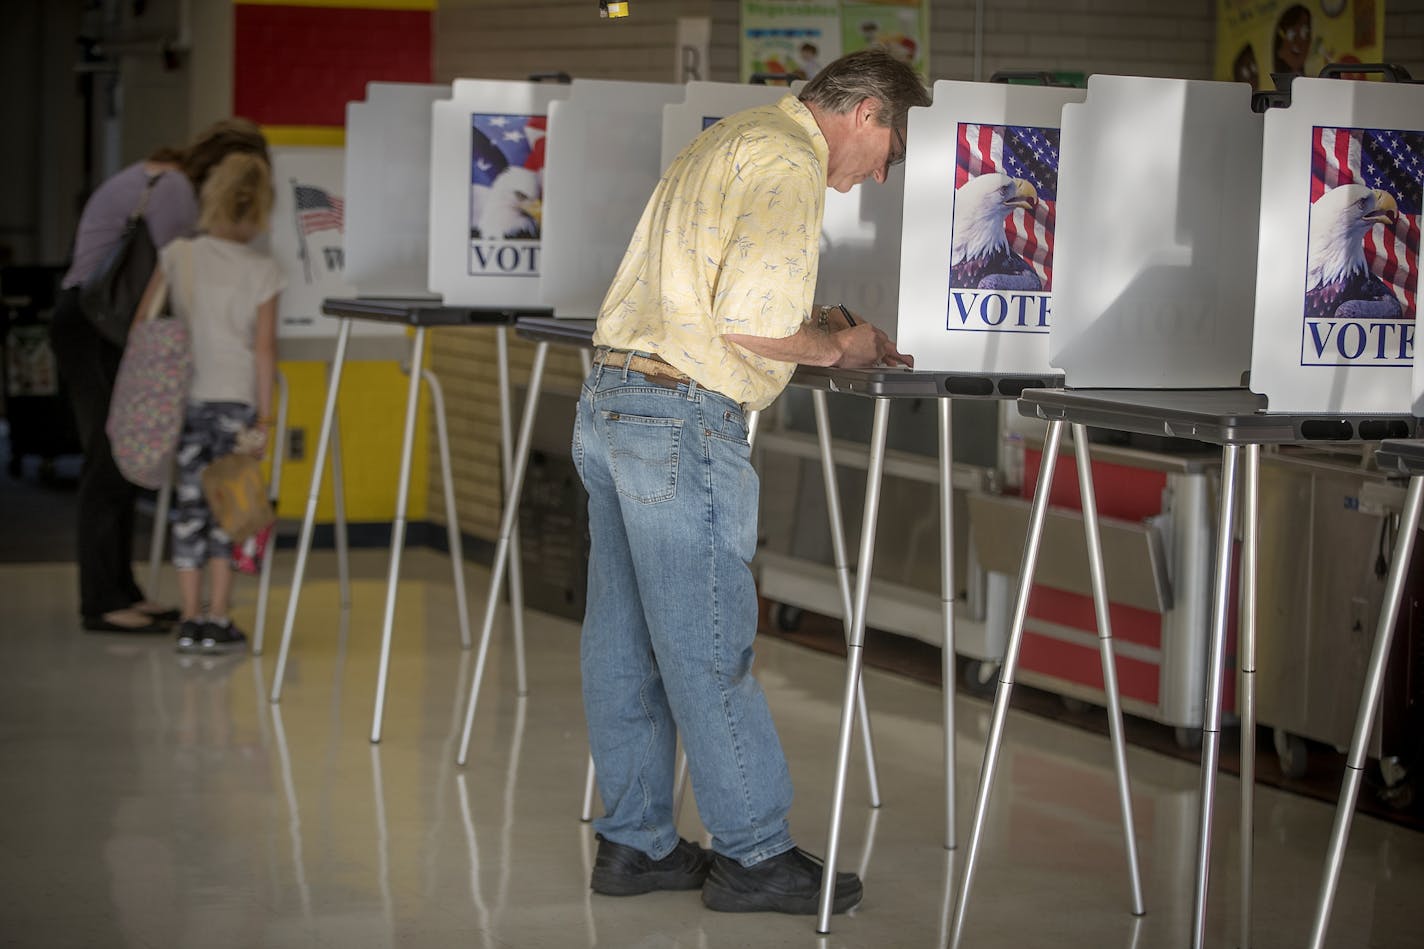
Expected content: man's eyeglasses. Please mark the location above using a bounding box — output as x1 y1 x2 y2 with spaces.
884 126 907 175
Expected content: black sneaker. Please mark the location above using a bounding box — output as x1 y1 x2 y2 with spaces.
197 619 248 655
701 847 862 915
175 618 207 653
590 834 713 896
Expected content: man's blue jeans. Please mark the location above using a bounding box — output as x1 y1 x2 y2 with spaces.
572 357 795 866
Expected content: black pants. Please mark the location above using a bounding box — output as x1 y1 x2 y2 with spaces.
48 287 145 618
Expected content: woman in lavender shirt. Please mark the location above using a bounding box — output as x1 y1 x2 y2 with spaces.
50 119 269 634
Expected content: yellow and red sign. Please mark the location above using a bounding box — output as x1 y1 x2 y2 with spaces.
1216 0 1385 91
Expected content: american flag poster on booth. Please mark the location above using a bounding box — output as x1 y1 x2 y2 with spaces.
948 123 1058 335
267 147 363 339
292 182 344 283
468 113 546 277
1302 126 1422 368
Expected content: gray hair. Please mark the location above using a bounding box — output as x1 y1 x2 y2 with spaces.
798 47 931 129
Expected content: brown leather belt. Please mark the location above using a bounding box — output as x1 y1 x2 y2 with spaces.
602 349 692 387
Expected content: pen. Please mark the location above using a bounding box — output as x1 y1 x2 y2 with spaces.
834 303 857 327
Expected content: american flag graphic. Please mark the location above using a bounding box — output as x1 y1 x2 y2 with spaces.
293 184 344 236
470 113 547 242
471 113 546 187
955 124 1059 289
1311 127 1423 317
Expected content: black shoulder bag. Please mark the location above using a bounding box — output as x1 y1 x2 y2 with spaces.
78 173 163 347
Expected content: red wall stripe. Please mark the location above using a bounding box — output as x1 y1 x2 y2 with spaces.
234 5 432 128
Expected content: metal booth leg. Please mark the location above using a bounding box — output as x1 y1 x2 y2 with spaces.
816 397 890 934
272 318 353 703
253 370 290 655
495 328 529 696
330 409 351 608
938 399 956 849
1239 443 1260 948
671 742 691 825
1070 422 1146 916
370 327 430 743
1307 473 1424 949
580 753 598 822
422 367 472 650
950 418 1065 948
457 341 549 766
1190 444 1243 949
811 389 883 810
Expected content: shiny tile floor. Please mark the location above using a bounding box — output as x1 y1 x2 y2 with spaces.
1 549 1420 949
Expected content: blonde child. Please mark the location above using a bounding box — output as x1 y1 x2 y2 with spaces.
139 152 284 653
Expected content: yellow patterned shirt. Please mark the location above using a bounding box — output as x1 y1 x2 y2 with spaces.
592 94 828 411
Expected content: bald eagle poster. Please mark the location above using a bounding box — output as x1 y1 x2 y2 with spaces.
469 113 546 274
897 80 1084 373
1250 76 1422 414
948 123 1058 334
428 79 569 307
1301 126 1421 367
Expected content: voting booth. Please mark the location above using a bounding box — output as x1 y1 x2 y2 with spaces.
1249 77 1423 414
1249 77 1423 759
273 79 575 737
952 74 1421 949
429 79 572 307
815 132 905 333
539 79 683 318
959 77 1267 733
659 81 785 170
344 82 449 299
897 80 1086 371
1051 75 1264 388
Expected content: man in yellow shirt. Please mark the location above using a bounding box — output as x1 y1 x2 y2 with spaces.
576 48 927 915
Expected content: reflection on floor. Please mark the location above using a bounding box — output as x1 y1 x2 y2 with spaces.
1 549 1419 949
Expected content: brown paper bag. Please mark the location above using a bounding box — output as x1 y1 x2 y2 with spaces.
201 453 275 543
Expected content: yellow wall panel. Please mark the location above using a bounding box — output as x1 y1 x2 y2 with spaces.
262 125 347 147
272 358 430 523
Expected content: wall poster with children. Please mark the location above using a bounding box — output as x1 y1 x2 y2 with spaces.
740 0 928 83
1215 0 1386 91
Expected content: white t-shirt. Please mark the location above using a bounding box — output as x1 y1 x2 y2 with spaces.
160 235 286 406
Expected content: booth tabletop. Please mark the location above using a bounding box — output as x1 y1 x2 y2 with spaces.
791 366 1063 400
514 316 597 347
1375 439 1424 476
1020 388 1419 446
320 297 548 326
